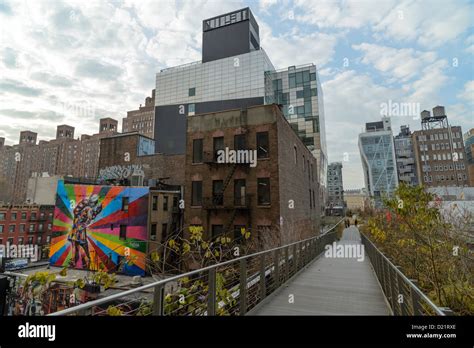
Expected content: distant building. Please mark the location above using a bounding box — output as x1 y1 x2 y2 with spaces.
344 188 370 211
464 128 474 187
358 116 398 208
98 132 185 187
0 118 119 203
184 104 320 254
412 106 469 188
394 125 418 186
122 90 155 139
327 162 344 209
0 204 55 260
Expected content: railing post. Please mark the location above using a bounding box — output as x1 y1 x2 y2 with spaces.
239 258 247 316
274 249 280 288
208 268 216 316
409 280 422 315
260 254 266 300
293 244 298 274
439 307 454 316
152 284 164 316
284 246 289 281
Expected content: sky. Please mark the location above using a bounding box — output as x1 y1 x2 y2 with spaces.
0 0 473 189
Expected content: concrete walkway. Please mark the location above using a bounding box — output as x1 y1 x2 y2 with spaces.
250 226 390 315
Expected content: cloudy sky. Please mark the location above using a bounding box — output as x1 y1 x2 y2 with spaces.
0 0 473 189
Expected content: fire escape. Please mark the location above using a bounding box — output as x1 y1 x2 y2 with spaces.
202 131 252 238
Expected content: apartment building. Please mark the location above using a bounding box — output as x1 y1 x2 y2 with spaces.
122 90 156 139
412 107 469 187
184 104 320 252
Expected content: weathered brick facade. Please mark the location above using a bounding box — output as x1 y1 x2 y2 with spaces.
184 104 320 250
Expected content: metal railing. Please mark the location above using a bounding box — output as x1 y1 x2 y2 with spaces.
49 219 344 316
360 232 450 316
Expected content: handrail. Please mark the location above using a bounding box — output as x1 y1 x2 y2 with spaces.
360 231 447 316
49 218 344 316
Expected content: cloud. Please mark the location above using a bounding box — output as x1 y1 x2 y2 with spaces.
0 79 43 96
75 59 123 80
2 47 17 68
373 0 473 48
352 43 437 83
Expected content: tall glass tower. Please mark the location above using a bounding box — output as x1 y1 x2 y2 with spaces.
358 117 398 208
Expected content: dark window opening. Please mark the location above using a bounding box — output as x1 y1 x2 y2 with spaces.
193 139 203 163
191 181 202 206
256 132 269 159
257 178 271 205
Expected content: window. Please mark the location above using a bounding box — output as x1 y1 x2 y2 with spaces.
234 225 246 241
213 137 224 161
0 213 4 220
29 225 35 233
188 103 195 116
191 181 202 206
119 225 127 240
294 146 297 164
211 225 224 239
19 224 25 233
307 160 310 180
162 224 168 239
303 156 306 171
310 72 316 81
11 213 17 221
296 90 304 98
256 132 269 159
0 225 3 233
173 196 179 208
193 139 203 163
37 236 42 244
38 224 43 232
289 74 296 88
234 179 246 206
8 237 13 245
188 87 195 96
234 134 246 150
212 180 223 205
21 212 26 220
18 237 23 245
163 196 169 211
309 189 312 209
122 197 129 212
152 196 158 210
27 237 33 244
31 212 37 220
257 178 271 205
150 224 157 241
9 225 15 233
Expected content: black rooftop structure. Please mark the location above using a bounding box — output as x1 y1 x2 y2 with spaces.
202 7 260 63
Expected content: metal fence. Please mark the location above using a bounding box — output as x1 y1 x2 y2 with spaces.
360 232 451 316
49 220 343 316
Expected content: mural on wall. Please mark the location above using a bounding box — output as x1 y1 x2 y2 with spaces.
49 181 149 276
98 164 145 181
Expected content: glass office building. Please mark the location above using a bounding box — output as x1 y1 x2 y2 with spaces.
265 65 328 200
359 117 398 208
154 7 328 205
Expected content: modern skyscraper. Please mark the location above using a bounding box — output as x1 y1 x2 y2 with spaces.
412 106 469 187
358 116 398 208
394 125 418 186
153 7 328 206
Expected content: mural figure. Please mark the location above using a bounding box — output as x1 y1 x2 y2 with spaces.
49 181 149 276
69 194 102 269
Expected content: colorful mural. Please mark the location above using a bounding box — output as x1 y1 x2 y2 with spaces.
49 181 149 276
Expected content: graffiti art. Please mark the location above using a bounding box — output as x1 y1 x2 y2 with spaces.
49 181 149 276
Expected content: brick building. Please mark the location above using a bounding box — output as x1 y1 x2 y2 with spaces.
0 118 119 204
184 104 320 250
0 204 55 259
412 107 469 187
122 89 156 139
98 132 185 187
